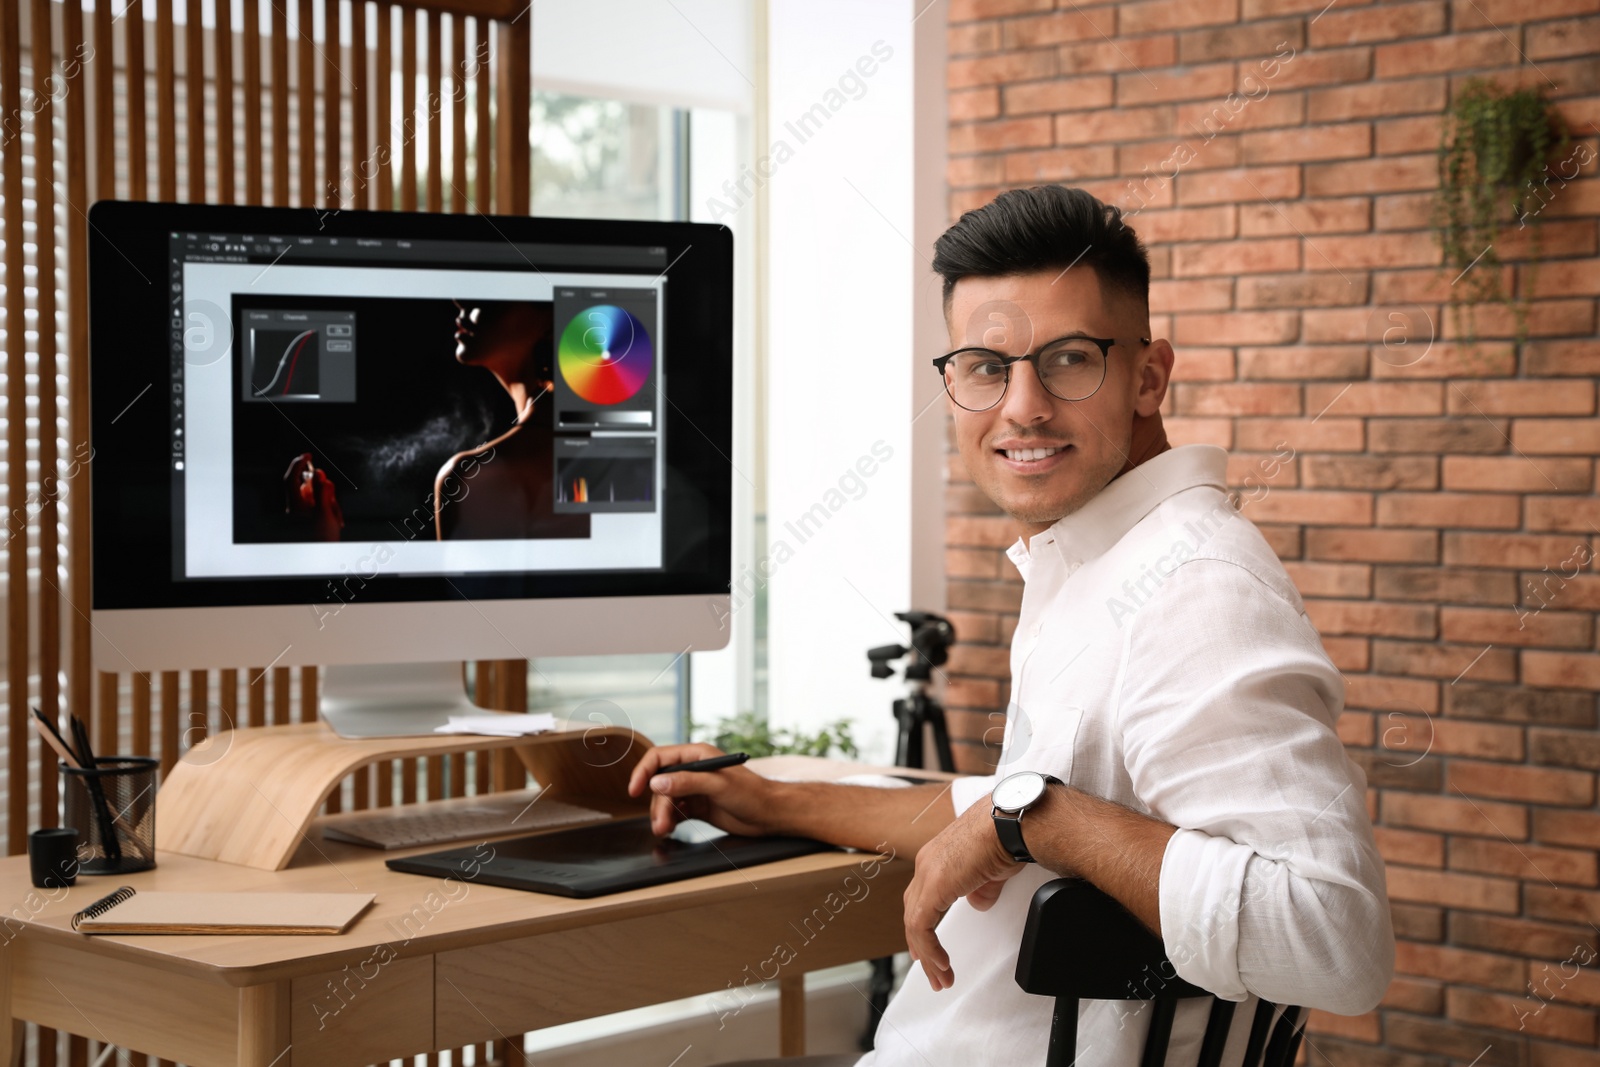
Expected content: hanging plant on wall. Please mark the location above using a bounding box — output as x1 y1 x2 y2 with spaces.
1431 79 1570 345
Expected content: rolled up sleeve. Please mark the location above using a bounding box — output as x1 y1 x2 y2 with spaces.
1121 558 1395 1016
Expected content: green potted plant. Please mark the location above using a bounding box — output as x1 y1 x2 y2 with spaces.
1431 79 1570 345
695 709 861 759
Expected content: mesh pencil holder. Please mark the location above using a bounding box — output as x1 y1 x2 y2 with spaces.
61 756 159 875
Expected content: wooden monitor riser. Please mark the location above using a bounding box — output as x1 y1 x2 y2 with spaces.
156 721 652 871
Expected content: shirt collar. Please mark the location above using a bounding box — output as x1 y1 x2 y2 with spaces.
1005 445 1229 579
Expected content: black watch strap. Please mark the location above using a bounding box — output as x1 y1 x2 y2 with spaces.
994 774 1061 863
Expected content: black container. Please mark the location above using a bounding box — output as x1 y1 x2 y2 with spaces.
28 827 79 888
61 756 158 874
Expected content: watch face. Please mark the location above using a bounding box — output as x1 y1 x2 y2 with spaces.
993 771 1046 812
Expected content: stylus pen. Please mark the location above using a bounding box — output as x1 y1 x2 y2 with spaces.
658 752 750 775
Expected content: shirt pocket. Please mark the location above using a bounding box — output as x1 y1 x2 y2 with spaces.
993 700 1085 784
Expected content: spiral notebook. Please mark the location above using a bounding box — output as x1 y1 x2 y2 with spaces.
71 886 375 935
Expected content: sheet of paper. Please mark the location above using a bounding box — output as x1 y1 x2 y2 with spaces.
433 712 557 736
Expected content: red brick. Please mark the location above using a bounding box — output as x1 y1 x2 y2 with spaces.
1127 205 1238 242
1172 237 1301 276
1117 64 1237 107
1525 254 1600 298
1526 884 1600 926
1180 18 1305 63
1400 714 1528 759
1240 123 1372 164
1442 456 1592 493
1305 1009 1381 1042
1284 560 1371 597
950 87 1002 122
1237 345 1367 379
1376 493 1521 530
1000 8 1117 49
1307 381 1442 416
948 155 1005 187
1451 0 1600 26
1528 16 1600 60
1057 35 1178 75
1448 987 1597 1043
1384 791 1528 838
1441 299 1597 342
1120 136 1243 175
948 21 1002 56
1249 47 1372 90
1373 639 1518 682
945 610 1000 645
1374 191 1435 230
1119 0 1240 33
1345 672 1439 713
1453 913 1600 963
1168 347 1236 382
1238 275 1369 312
1382 976 1446 1015
1375 825 1445 868
1173 310 1300 345
1306 599 1434 637
1302 455 1436 490
1305 155 1438 197
1257 523 1301 559
1308 78 1448 121
1521 573 1600 612
1514 420 1600 457
1394 941 1527 991
948 0 1052 18
1453 838 1599 888
1374 31 1519 77
1310 0 1446 46
1525 650 1600 691
949 116 1054 154
1163 416 1233 448
947 515 1022 549
1497 218 1600 260
1177 164 1301 205
1002 75 1116 115
1448 685 1594 728
1527 497 1600 533
1234 417 1363 452
1388 865 1521 913
1242 490 1376 526
951 188 1001 218
1002 145 1117 182
1172 382 1300 416
1055 105 1174 145
1369 117 1446 159
1308 527 1438 563
1527 340 1600 376
1450 759 1596 806
1446 532 1593 568
1237 198 1372 237
1174 91 1306 134
1150 278 1234 313
1375 565 1518 605
1373 264 1514 304
949 50 1058 89
1371 342 1517 379
1534 809 1600 849
1443 606 1593 648
1368 417 1508 453
1324 635 1370 672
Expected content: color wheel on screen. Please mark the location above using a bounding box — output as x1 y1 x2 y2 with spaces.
557 305 653 405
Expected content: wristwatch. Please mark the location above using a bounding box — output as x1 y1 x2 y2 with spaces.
991 771 1062 863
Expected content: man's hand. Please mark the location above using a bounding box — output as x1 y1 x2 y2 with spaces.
902 792 1030 992
626 744 783 839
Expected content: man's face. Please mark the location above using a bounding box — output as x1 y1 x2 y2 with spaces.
943 268 1160 537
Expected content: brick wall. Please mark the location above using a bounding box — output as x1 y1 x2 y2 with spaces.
941 1 1600 1064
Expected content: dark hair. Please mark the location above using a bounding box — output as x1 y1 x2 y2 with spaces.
932 185 1150 316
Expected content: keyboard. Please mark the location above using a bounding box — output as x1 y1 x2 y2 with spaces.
321 788 611 850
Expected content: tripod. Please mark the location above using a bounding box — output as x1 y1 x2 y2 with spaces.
859 610 957 1050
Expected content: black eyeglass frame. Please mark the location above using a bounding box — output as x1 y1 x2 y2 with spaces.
931 335 1152 411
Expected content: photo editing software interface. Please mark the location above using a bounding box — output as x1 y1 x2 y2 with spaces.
167 231 668 583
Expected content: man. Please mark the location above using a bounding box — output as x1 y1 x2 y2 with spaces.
627 185 1394 1066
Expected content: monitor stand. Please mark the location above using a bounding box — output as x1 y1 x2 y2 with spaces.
320 661 485 738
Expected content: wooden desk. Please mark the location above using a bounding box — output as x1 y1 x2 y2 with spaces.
0 753 941 1066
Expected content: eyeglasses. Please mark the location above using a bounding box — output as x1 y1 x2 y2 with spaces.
932 335 1149 412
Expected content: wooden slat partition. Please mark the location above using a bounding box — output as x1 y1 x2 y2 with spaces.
5 2 539 1059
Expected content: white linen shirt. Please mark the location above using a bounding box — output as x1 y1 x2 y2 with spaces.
856 444 1393 1067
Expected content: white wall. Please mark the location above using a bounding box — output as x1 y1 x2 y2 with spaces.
763 1 946 763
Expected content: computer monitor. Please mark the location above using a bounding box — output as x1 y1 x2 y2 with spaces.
88 202 732 737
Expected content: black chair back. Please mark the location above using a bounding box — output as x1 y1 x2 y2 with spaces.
1015 879 1307 1067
